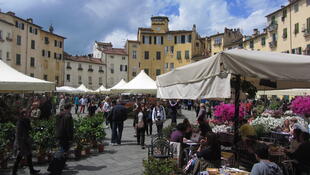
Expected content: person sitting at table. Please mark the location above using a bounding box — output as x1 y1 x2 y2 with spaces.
192 132 221 175
183 118 192 139
250 143 283 175
290 118 308 134
286 131 310 174
288 128 302 153
282 119 291 133
170 123 187 143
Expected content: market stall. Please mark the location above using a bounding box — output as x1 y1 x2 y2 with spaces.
76 84 93 93
0 60 55 92
113 70 157 94
56 86 79 93
95 85 110 93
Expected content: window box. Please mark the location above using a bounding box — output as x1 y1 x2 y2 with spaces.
66 66 72 69
89 82 92 85
99 69 104 73
304 29 310 37
88 68 94 72
78 81 82 84
78 67 83 71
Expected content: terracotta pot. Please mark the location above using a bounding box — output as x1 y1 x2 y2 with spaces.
98 144 104 153
0 159 8 169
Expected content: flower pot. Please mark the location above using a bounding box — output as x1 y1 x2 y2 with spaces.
98 144 104 153
0 159 8 169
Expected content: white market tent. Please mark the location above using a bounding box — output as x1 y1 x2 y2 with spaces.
95 85 110 93
76 84 93 93
0 60 55 92
157 49 310 100
56 86 80 93
114 70 157 94
110 79 127 90
257 88 310 97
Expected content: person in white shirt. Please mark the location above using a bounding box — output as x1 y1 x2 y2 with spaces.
152 101 166 136
102 96 111 127
79 97 87 113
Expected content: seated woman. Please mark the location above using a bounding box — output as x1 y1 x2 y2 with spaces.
282 119 290 133
183 118 192 139
170 123 187 143
191 132 221 175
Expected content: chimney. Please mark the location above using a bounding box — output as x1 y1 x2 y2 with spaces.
263 28 267 33
27 18 33 23
49 24 54 33
6 11 15 16
192 24 196 31
253 28 259 35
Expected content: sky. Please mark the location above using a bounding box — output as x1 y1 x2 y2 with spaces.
0 0 288 55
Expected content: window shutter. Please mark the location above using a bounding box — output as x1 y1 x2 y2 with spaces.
120 65 122 71
161 36 164 44
142 36 145 44
174 36 177 44
154 36 157 44
125 65 128 71
149 36 152 44
188 35 192 42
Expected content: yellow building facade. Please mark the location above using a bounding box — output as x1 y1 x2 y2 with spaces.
0 11 65 86
128 16 204 80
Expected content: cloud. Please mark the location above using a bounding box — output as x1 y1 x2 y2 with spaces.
0 0 288 54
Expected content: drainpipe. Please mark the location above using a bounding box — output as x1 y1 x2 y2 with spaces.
289 6 292 52
25 23 28 74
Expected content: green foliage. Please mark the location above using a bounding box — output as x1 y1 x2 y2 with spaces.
269 100 281 110
253 124 268 138
143 157 178 175
31 118 56 152
0 122 16 153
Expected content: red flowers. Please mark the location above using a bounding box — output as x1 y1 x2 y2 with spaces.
290 96 310 116
214 103 246 122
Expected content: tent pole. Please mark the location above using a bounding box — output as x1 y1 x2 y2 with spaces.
234 75 241 145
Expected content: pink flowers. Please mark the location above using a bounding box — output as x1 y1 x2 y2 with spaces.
290 96 310 116
214 103 246 122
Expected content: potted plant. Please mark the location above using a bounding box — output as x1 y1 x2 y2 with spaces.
143 157 179 175
0 122 16 168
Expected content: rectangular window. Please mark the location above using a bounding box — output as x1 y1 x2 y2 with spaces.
181 35 185 43
295 23 299 34
54 52 56 58
294 3 299 12
6 52 9 60
214 37 222 45
132 72 137 77
78 76 82 83
307 17 310 32
34 29 38 35
124 65 128 71
99 66 103 72
132 50 137 59
188 34 192 42
120 65 123 71
44 75 48 81
66 74 70 82
99 77 103 85
0 50 2 59
167 35 173 41
30 57 35 67
0 30 2 40
59 41 62 48
31 40 35 49
110 63 114 73
170 63 174 70
30 73 34 77
144 69 149 75
29 26 33 33
88 76 92 84
44 37 49 44
250 40 254 49
156 51 161 60
122 56 125 60
177 51 181 59
185 50 190 59
261 37 266 46
283 28 288 38
17 35 21 45
165 63 169 71
48 51 51 58
54 40 57 47
170 46 174 53
156 69 161 76
144 51 149 59
42 50 45 57
16 54 21 65
164 46 169 54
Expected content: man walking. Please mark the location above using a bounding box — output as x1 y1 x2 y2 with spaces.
169 99 178 125
110 100 127 145
152 101 166 136
74 95 80 114
55 104 74 159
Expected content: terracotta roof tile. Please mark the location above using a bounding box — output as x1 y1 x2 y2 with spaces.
65 56 105 65
102 48 127 55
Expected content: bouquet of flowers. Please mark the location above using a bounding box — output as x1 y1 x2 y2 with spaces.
290 96 310 117
214 103 246 122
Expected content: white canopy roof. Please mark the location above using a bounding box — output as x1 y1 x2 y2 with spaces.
56 86 80 93
76 84 93 93
110 79 127 90
114 70 157 94
157 49 310 99
0 60 55 92
257 89 310 96
95 85 110 93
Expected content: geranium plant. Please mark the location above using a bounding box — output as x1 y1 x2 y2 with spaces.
214 103 246 122
290 96 310 117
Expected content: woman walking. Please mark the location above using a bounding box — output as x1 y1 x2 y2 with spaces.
134 104 147 149
12 109 40 175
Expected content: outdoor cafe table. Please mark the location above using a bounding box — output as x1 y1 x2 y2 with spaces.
202 167 250 175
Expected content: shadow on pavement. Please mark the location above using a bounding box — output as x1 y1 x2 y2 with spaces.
69 164 107 171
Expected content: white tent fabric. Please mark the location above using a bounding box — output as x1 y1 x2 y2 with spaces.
114 70 157 94
0 60 55 91
95 85 110 93
257 89 310 96
56 86 79 93
110 79 127 90
157 49 310 99
76 84 93 93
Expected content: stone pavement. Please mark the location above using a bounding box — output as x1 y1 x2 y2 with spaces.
2 109 196 175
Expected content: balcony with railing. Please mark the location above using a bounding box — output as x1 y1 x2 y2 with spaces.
267 22 278 32
78 67 83 71
269 40 277 48
6 36 12 41
303 28 310 37
88 68 94 72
